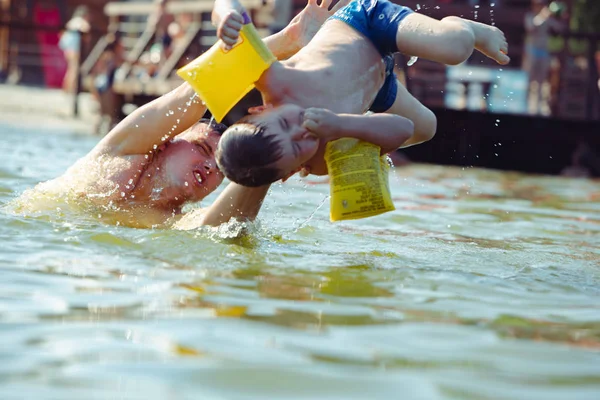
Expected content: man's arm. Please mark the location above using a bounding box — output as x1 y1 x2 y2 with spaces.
94 82 207 157
198 182 271 226
303 109 415 154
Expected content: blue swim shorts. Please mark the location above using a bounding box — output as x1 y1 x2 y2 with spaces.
329 0 413 112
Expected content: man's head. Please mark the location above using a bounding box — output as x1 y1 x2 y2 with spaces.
143 120 227 206
216 104 319 187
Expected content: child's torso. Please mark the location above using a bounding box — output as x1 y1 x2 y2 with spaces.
280 20 386 114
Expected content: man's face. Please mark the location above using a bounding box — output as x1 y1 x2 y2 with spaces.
152 123 224 204
249 104 319 177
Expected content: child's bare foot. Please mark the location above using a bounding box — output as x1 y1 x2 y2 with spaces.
468 20 510 65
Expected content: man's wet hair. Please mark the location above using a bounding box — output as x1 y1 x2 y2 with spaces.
216 117 285 187
198 118 228 136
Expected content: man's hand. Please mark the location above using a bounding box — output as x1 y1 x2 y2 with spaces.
302 107 341 142
217 10 245 49
286 0 351 48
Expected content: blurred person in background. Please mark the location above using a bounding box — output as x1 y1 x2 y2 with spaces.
59 5 91 94
561 141 600 178
90 33 124 136
523 0 566 116
148 0 175 68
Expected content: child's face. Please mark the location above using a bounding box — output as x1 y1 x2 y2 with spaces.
250 104 320 176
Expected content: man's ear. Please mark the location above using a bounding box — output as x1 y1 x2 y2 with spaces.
248 104 273 115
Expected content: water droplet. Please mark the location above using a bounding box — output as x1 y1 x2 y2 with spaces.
169 110 174 115
184 182 189 187
135 124 139 128
144 154 149 159
407 56 419 66
121 192 126 197
128 179 134 185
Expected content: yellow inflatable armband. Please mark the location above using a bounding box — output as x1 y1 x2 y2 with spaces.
325 138 395 221
176 12 276 122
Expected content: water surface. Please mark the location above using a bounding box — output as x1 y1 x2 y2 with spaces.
1 121 599 400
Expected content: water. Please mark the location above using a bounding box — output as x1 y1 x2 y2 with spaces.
1 121 600 399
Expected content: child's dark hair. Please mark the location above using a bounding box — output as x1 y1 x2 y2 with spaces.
216 118 285 187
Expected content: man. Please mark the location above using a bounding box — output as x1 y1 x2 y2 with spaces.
16 0 349 229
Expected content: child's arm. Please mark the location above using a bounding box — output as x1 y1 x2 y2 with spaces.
302 108 414 154
213 0 351 59
211 0 245 49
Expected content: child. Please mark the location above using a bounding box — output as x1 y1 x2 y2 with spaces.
215 0 509 187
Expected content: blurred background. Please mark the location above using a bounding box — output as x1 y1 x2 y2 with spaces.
1 0 599 175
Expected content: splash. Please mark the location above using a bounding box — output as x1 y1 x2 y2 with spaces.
294 195 330 232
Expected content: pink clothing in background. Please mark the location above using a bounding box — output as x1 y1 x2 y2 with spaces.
34 4 67 88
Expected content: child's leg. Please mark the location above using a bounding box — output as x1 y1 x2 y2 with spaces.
395 13 509 66
383 79 437 148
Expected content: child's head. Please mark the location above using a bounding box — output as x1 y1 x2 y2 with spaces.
216 104 319 187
